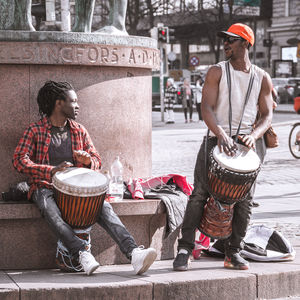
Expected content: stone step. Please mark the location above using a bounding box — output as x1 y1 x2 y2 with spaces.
0 199 179 269
1 249 300 300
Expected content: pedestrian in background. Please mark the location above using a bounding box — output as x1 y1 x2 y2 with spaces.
164 78 177 124
182 78 193 123
195 76 203 122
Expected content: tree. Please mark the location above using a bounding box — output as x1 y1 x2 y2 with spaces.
165 0 238 63
131 0 264 64
125 0 175 36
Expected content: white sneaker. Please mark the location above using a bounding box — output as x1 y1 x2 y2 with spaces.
79 251 100 275
131 246 157 275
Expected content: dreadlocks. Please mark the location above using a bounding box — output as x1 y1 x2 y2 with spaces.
37 81 74 117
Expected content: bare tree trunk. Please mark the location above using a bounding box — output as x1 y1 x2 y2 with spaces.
146 0 154 28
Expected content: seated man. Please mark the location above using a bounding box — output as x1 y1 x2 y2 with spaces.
13 80 157 276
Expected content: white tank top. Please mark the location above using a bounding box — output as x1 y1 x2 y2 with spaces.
213 61 265 136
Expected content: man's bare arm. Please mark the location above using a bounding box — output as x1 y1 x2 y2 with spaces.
201 66 221 134
244 73 273 147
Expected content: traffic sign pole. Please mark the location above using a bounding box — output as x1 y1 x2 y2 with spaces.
160 44 164 122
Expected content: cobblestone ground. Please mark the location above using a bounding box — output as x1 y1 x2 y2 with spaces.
152 111 300 244
257 123 300 186
152 112 300 185
249 221 300 243
152 128 202 183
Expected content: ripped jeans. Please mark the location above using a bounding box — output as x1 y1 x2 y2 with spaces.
32 188 138 258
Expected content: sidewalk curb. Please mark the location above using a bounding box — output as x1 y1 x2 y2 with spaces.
2 251 300 300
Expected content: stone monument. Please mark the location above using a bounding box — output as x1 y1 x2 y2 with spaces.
0 0 35 31
73 0 128 35
0 1 164 270
0 2 159 193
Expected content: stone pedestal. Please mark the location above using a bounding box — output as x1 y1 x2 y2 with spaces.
0 31 159 192
0 200 179 269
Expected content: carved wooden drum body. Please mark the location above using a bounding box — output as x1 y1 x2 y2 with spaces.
200 144 261 239
53 167 108 229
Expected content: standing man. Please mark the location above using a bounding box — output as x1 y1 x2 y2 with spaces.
13 81 157 276
173 23 273 271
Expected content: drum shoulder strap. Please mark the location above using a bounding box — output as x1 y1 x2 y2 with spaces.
225 61 255 141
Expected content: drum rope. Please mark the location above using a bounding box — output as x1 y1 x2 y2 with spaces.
56 227 92 272
56 241 84 272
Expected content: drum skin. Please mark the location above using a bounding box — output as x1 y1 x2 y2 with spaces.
199 197 235 240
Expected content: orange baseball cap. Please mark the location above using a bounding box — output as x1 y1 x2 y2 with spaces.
217 23 255 46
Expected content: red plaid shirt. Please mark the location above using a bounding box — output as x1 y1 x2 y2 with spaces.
13 116 101 199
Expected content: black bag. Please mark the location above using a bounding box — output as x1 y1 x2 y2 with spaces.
1 182 29 202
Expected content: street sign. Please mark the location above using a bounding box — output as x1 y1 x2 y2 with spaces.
168 52 176 62
189 55 200 66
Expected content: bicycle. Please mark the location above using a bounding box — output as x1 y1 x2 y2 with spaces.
288 122 300 159
288 96 300 158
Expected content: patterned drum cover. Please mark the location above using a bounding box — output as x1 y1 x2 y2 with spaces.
200 144 261 239
199 197 235 240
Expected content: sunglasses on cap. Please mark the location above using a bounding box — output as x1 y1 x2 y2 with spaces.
223 36 244 44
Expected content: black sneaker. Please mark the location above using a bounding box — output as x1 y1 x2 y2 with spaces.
224 253 249 270
251 201 259 207
173 252 190 271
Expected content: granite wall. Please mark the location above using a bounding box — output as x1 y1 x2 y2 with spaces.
0 32 159 192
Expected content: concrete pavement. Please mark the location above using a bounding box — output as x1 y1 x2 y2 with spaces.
1 248 300 300
1 106 299 299
152 106 300 245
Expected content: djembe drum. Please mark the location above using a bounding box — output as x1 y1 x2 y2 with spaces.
199 144 261 239
53 167 108 271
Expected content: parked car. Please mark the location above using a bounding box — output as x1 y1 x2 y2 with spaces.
287 77 300 99
272 78 290 104
272 77 300 104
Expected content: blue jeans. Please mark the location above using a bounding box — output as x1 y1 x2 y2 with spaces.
178 136 266 256
32 188 138 258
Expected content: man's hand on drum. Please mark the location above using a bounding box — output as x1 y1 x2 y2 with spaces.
217 133 237 156
239 134 256 149
74 150 91 166
51 161 73 177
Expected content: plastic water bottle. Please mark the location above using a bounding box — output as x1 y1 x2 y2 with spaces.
110 156 124 201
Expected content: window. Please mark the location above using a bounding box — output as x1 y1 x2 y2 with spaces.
256 52 265 59
288 0 300 16
189 44 210 53
282 46 297 63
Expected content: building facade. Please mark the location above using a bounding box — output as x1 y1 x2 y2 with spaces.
268 0 300 77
